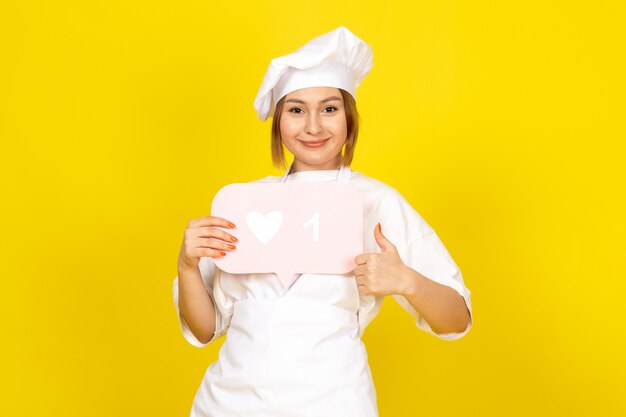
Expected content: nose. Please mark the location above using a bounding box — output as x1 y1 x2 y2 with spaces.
305 113 323 136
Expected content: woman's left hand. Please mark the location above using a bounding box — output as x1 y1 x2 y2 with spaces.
353 223 413 297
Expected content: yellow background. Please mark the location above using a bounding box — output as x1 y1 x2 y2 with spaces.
2 1 625 416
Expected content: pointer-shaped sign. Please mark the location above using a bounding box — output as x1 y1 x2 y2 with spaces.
211 182 363 288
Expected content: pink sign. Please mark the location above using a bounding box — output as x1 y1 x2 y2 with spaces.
211 183 363 288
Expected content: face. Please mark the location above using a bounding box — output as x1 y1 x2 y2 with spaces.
279 87 348 172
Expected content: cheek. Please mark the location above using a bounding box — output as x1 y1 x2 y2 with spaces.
327 119 348 138
279 119 300 140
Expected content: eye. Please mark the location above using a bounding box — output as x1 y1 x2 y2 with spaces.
288 107 304 114
323 106 338 113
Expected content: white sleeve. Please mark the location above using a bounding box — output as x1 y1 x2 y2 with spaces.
377 188 473 340
172 257 228 348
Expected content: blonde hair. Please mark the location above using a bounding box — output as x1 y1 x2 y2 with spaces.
270 89 360 170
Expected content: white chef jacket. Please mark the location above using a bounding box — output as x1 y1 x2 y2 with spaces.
172 168 473 416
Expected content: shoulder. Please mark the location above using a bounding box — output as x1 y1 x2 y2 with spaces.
352 170 434 238
350 171 409 206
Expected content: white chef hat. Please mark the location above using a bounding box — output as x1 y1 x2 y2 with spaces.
253 26 373 121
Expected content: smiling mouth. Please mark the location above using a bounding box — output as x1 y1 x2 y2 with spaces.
300 139 329 148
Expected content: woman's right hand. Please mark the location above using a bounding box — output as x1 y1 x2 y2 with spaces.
178 216 238 270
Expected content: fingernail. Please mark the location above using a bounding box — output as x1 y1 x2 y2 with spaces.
228 244 236 250
220 251 226 256
230 236 238 242
377 223 381 232
228 222 236 229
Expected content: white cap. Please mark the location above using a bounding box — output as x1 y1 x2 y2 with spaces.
253 26 373 121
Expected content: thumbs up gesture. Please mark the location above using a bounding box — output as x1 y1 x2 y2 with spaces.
353 223 411 297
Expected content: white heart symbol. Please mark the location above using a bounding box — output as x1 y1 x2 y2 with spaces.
246 211 283 245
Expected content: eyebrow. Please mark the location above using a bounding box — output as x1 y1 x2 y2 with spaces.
285 96 343 104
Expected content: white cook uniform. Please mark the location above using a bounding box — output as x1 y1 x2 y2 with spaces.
173 167 473 417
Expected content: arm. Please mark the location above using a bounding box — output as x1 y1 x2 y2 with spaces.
354 223 471 336
175 215 238 346
397 265 471 335
177 262 217 345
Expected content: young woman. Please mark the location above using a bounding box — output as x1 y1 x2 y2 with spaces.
173 26 472 417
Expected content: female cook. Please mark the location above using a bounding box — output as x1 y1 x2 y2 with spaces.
173 26 473 417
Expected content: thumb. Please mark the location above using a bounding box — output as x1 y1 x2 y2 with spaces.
374 223 396 253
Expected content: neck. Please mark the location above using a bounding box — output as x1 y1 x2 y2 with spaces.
291 157 342 173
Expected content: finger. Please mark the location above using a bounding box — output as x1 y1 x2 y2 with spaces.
357 284 369 296
188 247 226 259
196 226 239 243
355 275 367 287
198 237 237 252
189 216 237 229
353 265 365 276
374 223 396 253
354 254 373 265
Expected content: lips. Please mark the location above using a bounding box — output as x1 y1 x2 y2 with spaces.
300 138 329 148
